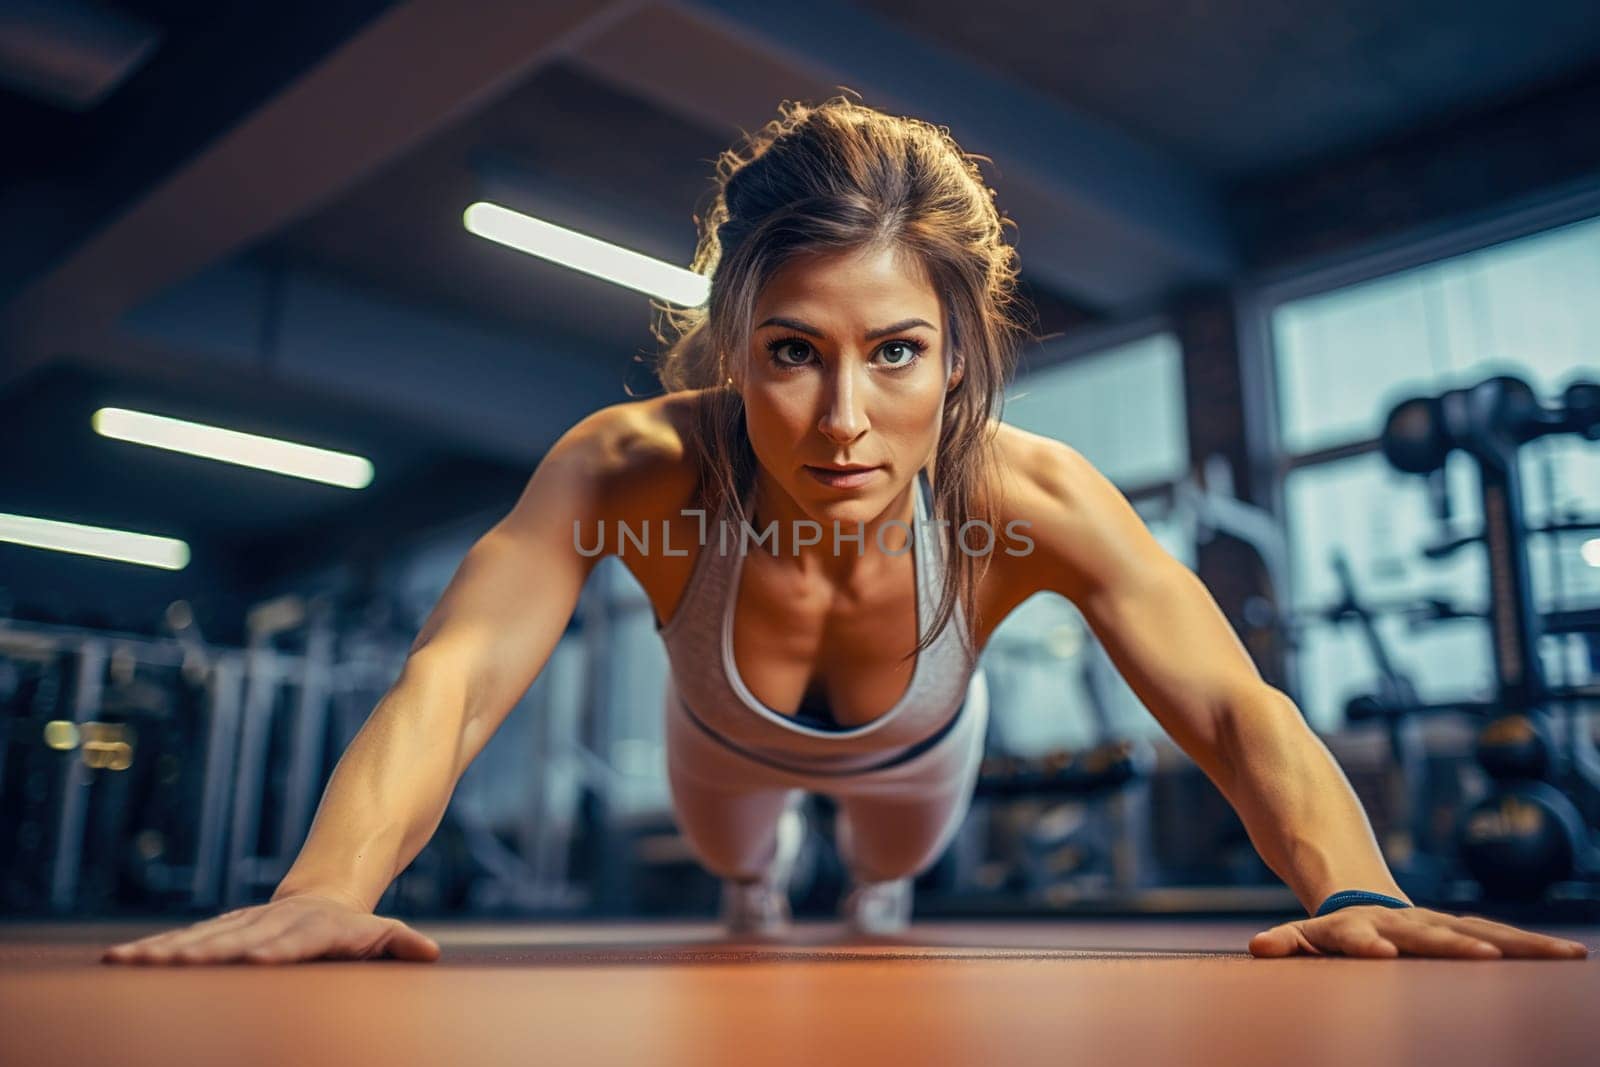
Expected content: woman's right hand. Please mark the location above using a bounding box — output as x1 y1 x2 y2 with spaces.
100 891 441 965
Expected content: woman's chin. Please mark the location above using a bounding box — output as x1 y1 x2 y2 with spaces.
770 473 909 530
800 496 888 529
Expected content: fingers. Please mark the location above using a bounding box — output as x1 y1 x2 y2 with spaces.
1250 913 1496 959
1316 921 1399 959
1422 912 1589 959
240 911 415 965
101 899 440 967
1249 909 1591 961
170 910 304 964
1253 919 1400 959
102 909 267 965
1377 919 1501 958
379 922 442 963
103 899 323 965
1247 927 1292 957
1248 923 1321 958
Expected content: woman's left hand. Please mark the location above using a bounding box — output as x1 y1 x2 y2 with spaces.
1248 906 1590 959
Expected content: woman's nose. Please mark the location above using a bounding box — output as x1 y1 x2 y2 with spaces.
817 365 868 442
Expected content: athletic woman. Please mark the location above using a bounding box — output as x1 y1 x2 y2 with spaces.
104 96 1587 964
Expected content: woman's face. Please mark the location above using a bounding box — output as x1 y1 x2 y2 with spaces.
739 244 960 527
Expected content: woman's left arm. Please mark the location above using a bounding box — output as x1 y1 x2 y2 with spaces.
1013 435 1587 959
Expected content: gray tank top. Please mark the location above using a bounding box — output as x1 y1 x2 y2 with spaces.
657 468 979 775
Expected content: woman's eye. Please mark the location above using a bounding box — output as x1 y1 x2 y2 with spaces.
766 338 922 369
878 341 921 367
771 341 811 365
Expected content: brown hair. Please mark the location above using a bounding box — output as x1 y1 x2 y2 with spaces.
650 93 1032 659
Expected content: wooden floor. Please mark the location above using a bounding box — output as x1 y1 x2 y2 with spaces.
2 918 1597 1066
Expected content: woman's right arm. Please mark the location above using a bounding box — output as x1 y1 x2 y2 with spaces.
103 403 674 965
266 406 632 914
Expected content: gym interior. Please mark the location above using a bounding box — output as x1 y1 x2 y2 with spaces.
2 2 1598 1064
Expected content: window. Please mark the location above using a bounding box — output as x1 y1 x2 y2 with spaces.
1270 213 1600 729
1003 331 1188 488
1275 214 1600 454
990 330 1191 749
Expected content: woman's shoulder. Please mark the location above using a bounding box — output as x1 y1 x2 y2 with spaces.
982 418 1168 600
561 389 712 523
985 418 1099 512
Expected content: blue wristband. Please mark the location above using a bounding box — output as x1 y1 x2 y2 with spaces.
1314 889 1412 917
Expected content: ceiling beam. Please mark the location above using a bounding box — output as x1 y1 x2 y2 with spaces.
0 0 643 388
569 0 1236 311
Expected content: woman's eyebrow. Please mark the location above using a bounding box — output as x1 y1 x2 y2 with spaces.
755 316 938 340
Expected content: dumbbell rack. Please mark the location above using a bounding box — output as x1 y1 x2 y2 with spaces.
0 616 341 915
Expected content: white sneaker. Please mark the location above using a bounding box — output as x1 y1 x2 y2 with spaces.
841 876 913 937
720 797 806 938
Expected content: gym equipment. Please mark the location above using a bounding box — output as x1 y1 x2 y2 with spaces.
216 594 338 908
0 600 423 915
0 635 77 913
1327 550 1453 901
974 739 1150 798
0 618 226 915
0 572 624 919
1158 454 1298 704
947 610 1158 907
1474 710 1556 783
1458 781 1592 901
1376 373 1600 904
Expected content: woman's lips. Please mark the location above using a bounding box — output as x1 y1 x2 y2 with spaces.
805 465 880 489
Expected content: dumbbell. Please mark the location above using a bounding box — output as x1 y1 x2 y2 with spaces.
1457 780 1592 901
1475 711 1557 782
976 739 1151 798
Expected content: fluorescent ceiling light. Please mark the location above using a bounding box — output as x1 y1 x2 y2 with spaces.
92 408 374 489
0 513 189 570
463 200 709 307
1582 538 1600 568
